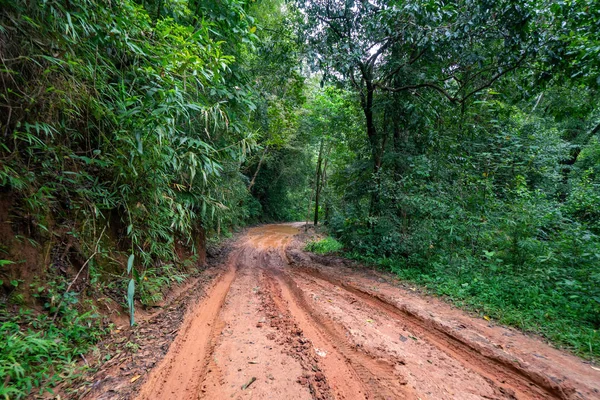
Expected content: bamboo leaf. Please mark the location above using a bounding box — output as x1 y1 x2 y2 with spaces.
127 279 135 326
127 254 135 274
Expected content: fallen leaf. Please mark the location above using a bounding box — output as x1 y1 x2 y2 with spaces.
592 366 600 371
484 315 491 321
130 375 141 383
366 319 373 323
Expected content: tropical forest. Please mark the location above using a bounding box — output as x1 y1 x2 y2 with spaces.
1 0 599 398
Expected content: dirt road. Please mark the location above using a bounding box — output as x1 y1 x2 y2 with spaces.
135 224 600 400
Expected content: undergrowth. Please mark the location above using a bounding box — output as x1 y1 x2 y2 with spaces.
0 307 106 398
304 237 344 254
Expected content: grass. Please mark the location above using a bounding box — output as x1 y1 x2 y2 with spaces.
0 306 106 399
304 237 344 255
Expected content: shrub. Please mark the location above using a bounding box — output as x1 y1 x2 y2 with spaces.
305 237 344 254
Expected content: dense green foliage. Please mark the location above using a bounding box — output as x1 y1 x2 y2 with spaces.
334 93 600 356
295 0 600 359
305 236 343 255
1 0 259 261
0 308 104 398
1 0 599 396
0 0 301 396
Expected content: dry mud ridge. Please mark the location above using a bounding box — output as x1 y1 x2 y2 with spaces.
87 224 600 400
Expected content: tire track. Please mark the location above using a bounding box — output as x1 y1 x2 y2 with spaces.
132 224 596 400
263 251 417 400
136 250 240 400
257 268 336 399
294 264 568 400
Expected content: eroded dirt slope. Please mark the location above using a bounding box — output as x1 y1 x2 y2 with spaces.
121 224 599 399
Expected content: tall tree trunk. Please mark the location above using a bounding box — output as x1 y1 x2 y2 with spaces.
357 63 381 173
248 145 268 191
364 87 382 171
321 149 331 225
305 184 314 231
357 64 383 222
313 139 325 226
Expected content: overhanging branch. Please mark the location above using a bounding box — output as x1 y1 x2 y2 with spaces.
378 82 457 103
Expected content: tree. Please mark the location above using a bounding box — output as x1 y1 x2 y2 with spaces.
299 0 549 173
298 85 361 225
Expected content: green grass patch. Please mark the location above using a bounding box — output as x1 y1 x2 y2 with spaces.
0 307 106 398
305 237 344 255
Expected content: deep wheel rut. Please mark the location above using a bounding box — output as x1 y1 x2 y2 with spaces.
292 266 559 399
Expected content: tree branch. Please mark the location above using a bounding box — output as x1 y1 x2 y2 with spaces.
315 14 346 40
377 47 427 85
52 226 107 322
378 82 457 103
460 52 527 103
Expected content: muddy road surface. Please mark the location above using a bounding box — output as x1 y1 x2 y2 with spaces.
133 224 599 400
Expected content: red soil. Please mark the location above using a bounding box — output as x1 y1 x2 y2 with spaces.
130 224 600 400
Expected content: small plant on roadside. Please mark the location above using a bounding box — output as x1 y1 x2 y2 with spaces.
0 307 105 399
305 237 344 255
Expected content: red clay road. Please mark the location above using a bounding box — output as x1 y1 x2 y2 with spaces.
135 224 600 400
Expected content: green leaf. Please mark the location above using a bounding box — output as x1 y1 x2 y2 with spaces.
0 260 14 267
127 254 135 274
127 279 135 326
136 133 143 154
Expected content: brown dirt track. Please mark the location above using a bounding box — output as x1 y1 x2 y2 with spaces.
131 223 599 400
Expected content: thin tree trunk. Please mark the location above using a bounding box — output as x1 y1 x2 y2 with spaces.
248 145 268 191
156 0 163 20
360 72 384 221
321 155 330 225
305 185 314 231
313 139 325 226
